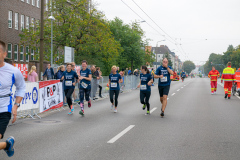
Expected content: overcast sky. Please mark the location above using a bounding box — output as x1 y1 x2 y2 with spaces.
95 0 240 65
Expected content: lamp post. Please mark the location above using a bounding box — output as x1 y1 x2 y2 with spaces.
48 13 55 66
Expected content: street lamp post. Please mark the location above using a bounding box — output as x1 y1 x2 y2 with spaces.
49 0 55 67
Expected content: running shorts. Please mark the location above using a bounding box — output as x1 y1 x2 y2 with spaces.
158 85 170 97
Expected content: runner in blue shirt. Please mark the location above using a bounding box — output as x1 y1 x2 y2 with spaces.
137 65 153 115
108 66 123 113
154 58 173 117
78 60 92 116
61 63 79 115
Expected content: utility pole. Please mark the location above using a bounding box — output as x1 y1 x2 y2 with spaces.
40 0 44 80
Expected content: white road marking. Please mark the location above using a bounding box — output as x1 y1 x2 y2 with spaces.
171 93 175 96
177 89 180 91
107 125 135 143
150 107 157 114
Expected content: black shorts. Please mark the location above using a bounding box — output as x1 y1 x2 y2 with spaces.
158 85 170 97
0 112 11 139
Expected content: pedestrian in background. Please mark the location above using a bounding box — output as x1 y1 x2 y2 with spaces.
91 65 98 100
55 65 66 105
42 64 54 80
96 67 103 98
28 65 38 82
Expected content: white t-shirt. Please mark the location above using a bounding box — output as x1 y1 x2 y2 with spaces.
0 63 26 113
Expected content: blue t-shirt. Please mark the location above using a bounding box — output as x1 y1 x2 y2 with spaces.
155 66 173 86
62 70 78 89
80 68 92 89
181 72 186 78
140 73 152 91
109 73 122 90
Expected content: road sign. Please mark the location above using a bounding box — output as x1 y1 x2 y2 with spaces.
64 46 74 63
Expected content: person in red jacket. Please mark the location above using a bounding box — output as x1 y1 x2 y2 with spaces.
221 62 236 99
208 66 220 94
235 67 240 94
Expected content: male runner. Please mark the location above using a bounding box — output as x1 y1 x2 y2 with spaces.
0 40 26 157
154 58 173 117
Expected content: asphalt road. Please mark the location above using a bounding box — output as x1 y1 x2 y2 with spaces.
1 77 240 160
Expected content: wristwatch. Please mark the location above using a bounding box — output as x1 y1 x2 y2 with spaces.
14 103 20 108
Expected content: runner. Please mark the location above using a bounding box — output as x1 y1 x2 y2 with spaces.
137 65 153 115
181 70 186 82
154 58 173 117
79 60 92 116
221 62 236 99
0 40 26 157
208 66 220 94
61 63 79 115
108 66 123 113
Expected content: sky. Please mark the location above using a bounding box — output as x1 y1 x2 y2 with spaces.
94 0 240 65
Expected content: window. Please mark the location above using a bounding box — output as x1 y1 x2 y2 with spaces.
32 0 35 6
14 45 18 61
7 44 12 59
31 49 34 60
26 46 29 62
31 18 35 28
20 45 24 61
26 0 30 4
46 0 49 11
15 13 18 30
36 0 40 8
21 15 24 30
26 16 29 29
8 11 12 28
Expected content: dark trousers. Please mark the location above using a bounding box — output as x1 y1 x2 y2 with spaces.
79 88 91 103
110 90 120 107
99 85 102 96
140 91 151 111
64 88 74 109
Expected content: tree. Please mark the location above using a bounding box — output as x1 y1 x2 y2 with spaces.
108 18 145 71
204 53 225 74
20 0 122 75
183 60 196 74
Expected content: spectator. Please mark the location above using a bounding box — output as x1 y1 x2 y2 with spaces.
28 65 38 82
134 69 139 76
43 64 54 80
96 67 103 98
55 65 65 79
91 65 98 100
128 67 132 75
151 68 155 84
125 68 128 76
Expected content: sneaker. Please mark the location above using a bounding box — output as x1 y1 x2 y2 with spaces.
79 109 84 115
88 100 91 108
68 110 72 115
228 97 231 99
142 104 146 110
4 136 15 157
225 93 228 99
94 97 98 100
99 95 103 98
211 93 214 95
111 104 114 110
71 105 74 112
114 108 117 113
145 111 150 115
160 111 164 117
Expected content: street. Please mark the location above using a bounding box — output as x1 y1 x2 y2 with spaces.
1 77 240 160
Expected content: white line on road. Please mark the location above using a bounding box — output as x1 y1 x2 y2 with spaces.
150 107 157 114
107 125 135 144
171 93 175 96
177 89 180 91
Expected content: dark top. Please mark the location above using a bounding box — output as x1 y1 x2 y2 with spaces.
140 73 152 91
80 68 92 89
62 70 78 89
109 73 122 90
155 65 173 86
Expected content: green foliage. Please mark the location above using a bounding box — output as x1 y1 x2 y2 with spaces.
183 60 196 74
204 53 224 74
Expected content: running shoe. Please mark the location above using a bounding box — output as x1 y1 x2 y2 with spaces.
145 111 150 115
225 93 228 99
211 93 214 95
114 108 118 113
228 97 231 99
142 104 146 110
111 104 114 110
4 136 15 157
88 100 92 108
160 111 164 117
71 105 74 112
79 109 84 116
68 110 72 115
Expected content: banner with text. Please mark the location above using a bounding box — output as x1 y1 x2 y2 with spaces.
39 80 63 113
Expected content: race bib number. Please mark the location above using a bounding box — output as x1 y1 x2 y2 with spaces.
65 81 72 86
140 85 147 90
111 82 117 88
81 82 88 89
161 76 167 82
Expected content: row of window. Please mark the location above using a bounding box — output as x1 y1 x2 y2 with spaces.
8 11 38 30
20 0 40 8
7 44 36 62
